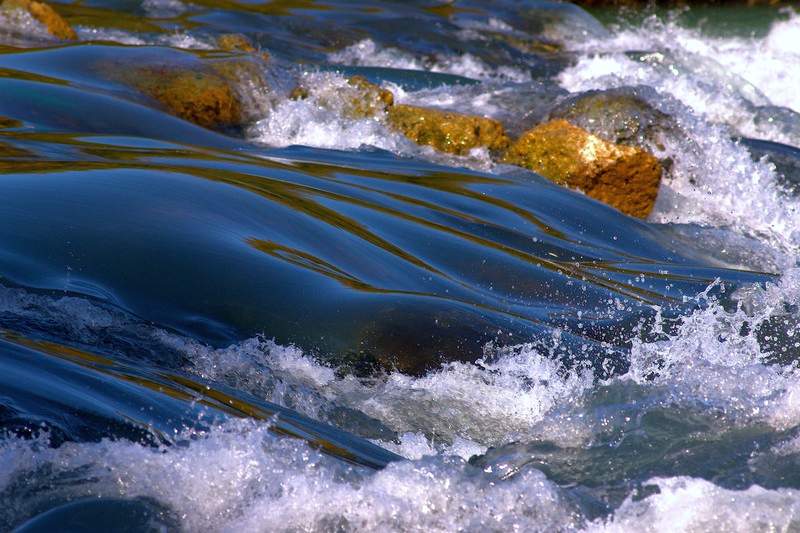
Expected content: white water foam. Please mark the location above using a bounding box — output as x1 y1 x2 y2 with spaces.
560 11 800 145
623 269 800 431
246 71 497 171
590 476 800 533
2 425 799 532
172 331 596 452
0 7 55 43
328 38 531 83
0 421 583 532
2 269 800 531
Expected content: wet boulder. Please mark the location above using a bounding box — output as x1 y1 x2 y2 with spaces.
502 119 662 218
127 67 242 130
107 57 269 131
216 33 271 62
0 116 21 128
0 0 75 40
547 87 674 149
387 104 511 156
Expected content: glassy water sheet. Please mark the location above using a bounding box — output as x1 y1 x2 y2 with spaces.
0 0 799 531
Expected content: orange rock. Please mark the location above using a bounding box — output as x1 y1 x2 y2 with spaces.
1 0 76 40
387 104 510 156
503 119 662 218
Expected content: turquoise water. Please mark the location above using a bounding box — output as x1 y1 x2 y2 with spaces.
1 1 800 531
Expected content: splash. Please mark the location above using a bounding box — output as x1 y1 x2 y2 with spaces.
328 38 531 83
0 421 583 532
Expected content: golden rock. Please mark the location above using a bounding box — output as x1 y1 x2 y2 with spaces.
503 119 662 218
387 104 510 156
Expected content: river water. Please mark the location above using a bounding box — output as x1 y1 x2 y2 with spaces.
1 1 800 531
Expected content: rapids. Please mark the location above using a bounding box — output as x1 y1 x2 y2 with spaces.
1 1 799 531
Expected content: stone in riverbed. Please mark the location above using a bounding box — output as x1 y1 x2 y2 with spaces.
216 33 271 61
109 56 268 131
502 119 662 218
547 87 674 149
128 67 243 130
1 0 76 40
217 33 256 53
387 104 510 156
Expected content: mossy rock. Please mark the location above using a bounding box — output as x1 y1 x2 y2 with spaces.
1 0 76 40
387 104 510 156
503 119 662 218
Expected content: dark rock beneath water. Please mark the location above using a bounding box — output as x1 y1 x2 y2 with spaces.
548 87 675 149
752 105 800 145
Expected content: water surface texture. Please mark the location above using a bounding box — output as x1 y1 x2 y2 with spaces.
1 1 800 531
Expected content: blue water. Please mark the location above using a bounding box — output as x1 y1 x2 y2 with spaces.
1 1 800 531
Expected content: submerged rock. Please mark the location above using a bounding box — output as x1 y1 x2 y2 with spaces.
217 33 256 53
503 119 662 218
0 0 75 40
548 87 674 149
128 67 242 130
109 57 268 131
0 116 21 128
387 104 510 156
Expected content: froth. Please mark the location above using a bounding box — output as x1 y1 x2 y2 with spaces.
590 477 800 533
328 38 531 83
0 421 583 532
572 12 800 115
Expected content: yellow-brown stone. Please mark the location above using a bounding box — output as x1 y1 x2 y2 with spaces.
503 119 662 218
387 104 510 156
1 0 76 40
217 33 256 53
343 75 393 118
126 66 242 130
